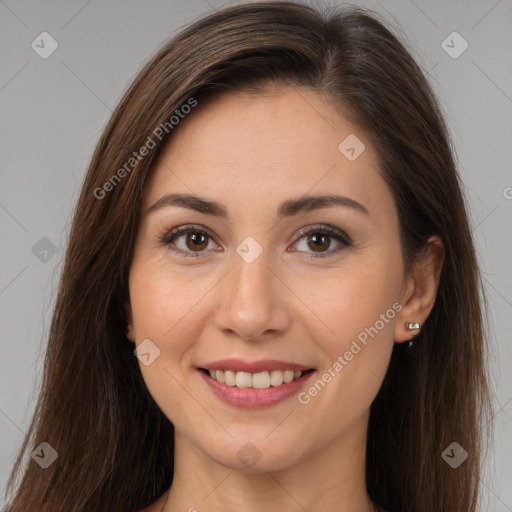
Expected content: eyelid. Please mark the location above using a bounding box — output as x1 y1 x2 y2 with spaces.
288 223 351 259
160 223 220 259
160 223 216 245
292 223 352 245
160 222 351 258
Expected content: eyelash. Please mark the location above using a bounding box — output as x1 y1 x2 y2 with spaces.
160 223 352 259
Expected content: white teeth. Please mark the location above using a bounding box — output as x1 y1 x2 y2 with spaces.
270 370 283 386
224 370 236 387
207 369 304 388
283 370 294 383
235 372 253 388
252 371 270 389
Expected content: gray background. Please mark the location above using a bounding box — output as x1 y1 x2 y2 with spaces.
1 0 511 509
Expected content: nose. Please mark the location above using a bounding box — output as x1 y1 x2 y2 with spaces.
213 244 291 341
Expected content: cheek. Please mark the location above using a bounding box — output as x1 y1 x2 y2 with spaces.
128 258 217 426
294 250 401 412
129 254 215 345
128 255 230 419
294 252 401 351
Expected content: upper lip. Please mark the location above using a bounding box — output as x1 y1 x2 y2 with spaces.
200 358 314 373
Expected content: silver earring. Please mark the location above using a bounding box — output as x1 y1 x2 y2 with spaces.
405 322 421 350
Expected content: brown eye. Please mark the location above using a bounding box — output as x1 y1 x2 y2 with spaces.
162 223 351 259
185 232 209 251
307 233 331 252
291 224 351 259
162 225 216 258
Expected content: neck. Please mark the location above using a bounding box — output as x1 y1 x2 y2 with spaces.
163 412 377 512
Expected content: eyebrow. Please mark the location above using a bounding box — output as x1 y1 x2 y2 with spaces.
146 193 369 218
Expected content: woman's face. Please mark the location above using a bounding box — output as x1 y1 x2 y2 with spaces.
128 86 408 472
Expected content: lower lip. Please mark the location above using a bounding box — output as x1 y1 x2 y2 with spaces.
199 369 315 409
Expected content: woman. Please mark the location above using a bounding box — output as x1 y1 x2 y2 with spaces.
4 2 492 511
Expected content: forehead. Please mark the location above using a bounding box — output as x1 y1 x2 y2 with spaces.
142 86 394 221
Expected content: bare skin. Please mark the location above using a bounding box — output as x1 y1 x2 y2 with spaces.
129 86 444 512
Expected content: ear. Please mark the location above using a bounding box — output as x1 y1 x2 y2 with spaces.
394 235 445 344
124 300 136 343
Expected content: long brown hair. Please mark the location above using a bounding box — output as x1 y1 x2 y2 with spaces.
4 2 492 511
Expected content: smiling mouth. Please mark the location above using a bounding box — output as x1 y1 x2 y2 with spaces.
200 368 315 389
